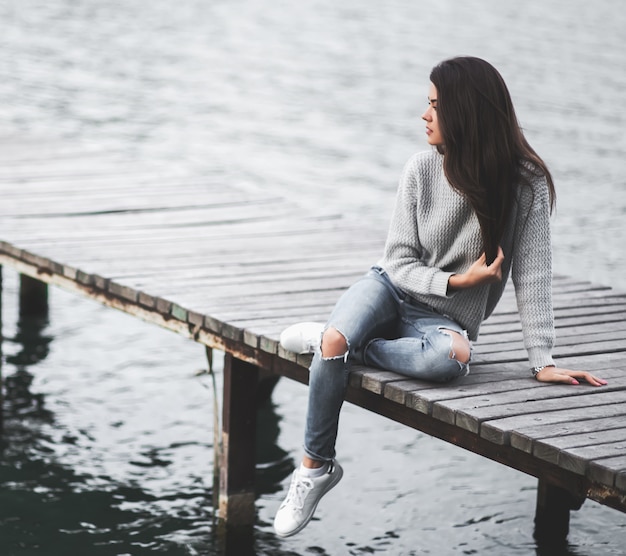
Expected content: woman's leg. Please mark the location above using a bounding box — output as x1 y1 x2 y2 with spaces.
363 300 472 383
274 268 401 537
303 268 400 463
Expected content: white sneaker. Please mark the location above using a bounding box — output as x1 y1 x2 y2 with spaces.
273 460 343 538
279 322 324 354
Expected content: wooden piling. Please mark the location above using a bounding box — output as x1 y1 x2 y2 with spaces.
534 478 585 546
19 274 48 318
218 354 259 525
0 266 3 434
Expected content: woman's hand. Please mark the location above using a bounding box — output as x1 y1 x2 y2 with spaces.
448 247 505 291
535 366 608 386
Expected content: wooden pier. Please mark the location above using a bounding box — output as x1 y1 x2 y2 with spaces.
1 139 625 545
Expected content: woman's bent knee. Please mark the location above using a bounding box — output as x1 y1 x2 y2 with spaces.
321 327 348 358
441 329 471 364
427 329 470 382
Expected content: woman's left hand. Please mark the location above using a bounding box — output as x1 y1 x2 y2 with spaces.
535 366 608 386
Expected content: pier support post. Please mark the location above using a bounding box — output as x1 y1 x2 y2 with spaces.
218 353 259 526
0 266 3 434
19 274 48 318
534 478 585 546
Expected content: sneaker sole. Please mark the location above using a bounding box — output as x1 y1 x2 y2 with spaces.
274 464 344 538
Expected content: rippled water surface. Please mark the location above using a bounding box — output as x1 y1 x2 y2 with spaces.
1 0 625 554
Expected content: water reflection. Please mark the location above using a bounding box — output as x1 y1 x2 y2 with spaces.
0 302 300 554
215 394 295 555
535 541 591 556
1 272 51 431
3 313 51 420
0 453 211 556
255 397 294 495
0 291 215 554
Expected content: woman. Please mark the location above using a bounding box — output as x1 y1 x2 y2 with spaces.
273 56 607 538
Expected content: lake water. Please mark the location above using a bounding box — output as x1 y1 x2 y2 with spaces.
1 0 625 554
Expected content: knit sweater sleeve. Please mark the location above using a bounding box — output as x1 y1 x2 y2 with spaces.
379 154 453 298
511 175 556 369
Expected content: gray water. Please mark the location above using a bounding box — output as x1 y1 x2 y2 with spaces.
1 0 625 554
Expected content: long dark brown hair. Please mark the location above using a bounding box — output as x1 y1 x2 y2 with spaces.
430 56 556 264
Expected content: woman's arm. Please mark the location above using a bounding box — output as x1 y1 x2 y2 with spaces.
511 176 606 386
380 154 455 298
509 177 557 368
447 247 505 292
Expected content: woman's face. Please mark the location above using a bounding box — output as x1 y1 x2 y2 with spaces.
421 83 443 146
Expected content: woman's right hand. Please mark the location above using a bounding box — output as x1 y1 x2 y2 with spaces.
448 247 505 291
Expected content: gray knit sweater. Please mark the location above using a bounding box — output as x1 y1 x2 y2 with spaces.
377 150 555 369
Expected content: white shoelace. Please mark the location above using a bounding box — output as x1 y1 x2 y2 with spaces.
283 472 314 512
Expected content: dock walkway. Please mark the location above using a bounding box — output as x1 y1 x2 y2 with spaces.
1 140 625 543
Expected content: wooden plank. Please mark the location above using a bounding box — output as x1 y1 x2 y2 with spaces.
392 366 626 418
533 428 626 466
504 413 626 452
588 455 626 486
352 352 625 412
2 232 382 276
1 199 316 228
482 287 626 320
477 315 626 342
473 338 626 365
89 250 363 280
474 328 626 357
2 216 372 248
557 440 626 476
476 320 626 349
447 389 626 436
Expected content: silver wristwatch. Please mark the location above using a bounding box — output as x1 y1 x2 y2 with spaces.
531 364 555 377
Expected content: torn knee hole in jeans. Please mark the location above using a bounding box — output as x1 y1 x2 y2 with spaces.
321 327 350 361
440 328 471 364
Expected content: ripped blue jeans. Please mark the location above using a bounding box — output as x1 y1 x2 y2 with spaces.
304 266 470 462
